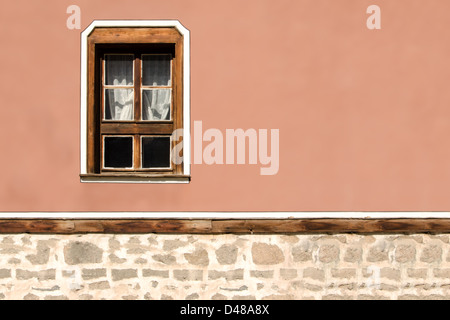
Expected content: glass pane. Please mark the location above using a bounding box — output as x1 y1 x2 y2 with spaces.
104 137 133 168
142 55 171 86
142 89 171 121
142 137 171 168
105 55 133 86
104 89 134 120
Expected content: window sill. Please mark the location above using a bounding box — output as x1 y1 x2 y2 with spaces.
80 174 190 184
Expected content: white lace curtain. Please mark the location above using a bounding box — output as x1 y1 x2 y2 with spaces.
105 54 172 121
105 55 134 120
142 89 171 120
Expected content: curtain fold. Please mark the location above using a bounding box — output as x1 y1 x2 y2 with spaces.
142 89 171 120
106 89 133 120
104 55 134 120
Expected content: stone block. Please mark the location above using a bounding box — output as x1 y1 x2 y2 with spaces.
173 270 203 281
184 249 209 266
252 243 284 265
318 245 339 263
64 241 103 265
111 269 138 281
82 268 107 280
215 245 238 265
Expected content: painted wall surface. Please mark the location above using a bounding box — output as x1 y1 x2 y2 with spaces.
1 0 450 212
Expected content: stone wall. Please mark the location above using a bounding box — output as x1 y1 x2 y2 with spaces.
0 233 448 300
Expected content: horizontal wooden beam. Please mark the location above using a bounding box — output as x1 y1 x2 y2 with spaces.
101 122 173 134
0 219 449 234
89 27 182 44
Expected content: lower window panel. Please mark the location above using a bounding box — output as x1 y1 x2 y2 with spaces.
141 136 171 168
103 136 134 168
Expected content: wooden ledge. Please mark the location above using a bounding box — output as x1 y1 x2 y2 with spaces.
0 219 449 234
80 174 190 183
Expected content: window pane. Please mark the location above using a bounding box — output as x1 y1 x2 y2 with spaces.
142 137 171 168
105 55 133 86
142 89 171 120
142 55 171 86
104 89 134 120
104 137 133 168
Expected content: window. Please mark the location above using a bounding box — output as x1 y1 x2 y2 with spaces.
80 21 190 183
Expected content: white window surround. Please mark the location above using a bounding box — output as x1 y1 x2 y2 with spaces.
79 20 190 183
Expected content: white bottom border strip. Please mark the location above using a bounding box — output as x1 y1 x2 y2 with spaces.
0 212 448 219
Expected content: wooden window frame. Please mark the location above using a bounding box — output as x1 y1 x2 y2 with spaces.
80 20 190 183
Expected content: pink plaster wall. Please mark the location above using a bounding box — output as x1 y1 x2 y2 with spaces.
0 0 449 212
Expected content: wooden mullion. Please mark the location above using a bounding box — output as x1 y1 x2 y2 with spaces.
134 55 141 121
103 86 134 89
134 134 140 170
134 55 141 170
141 86 172 89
